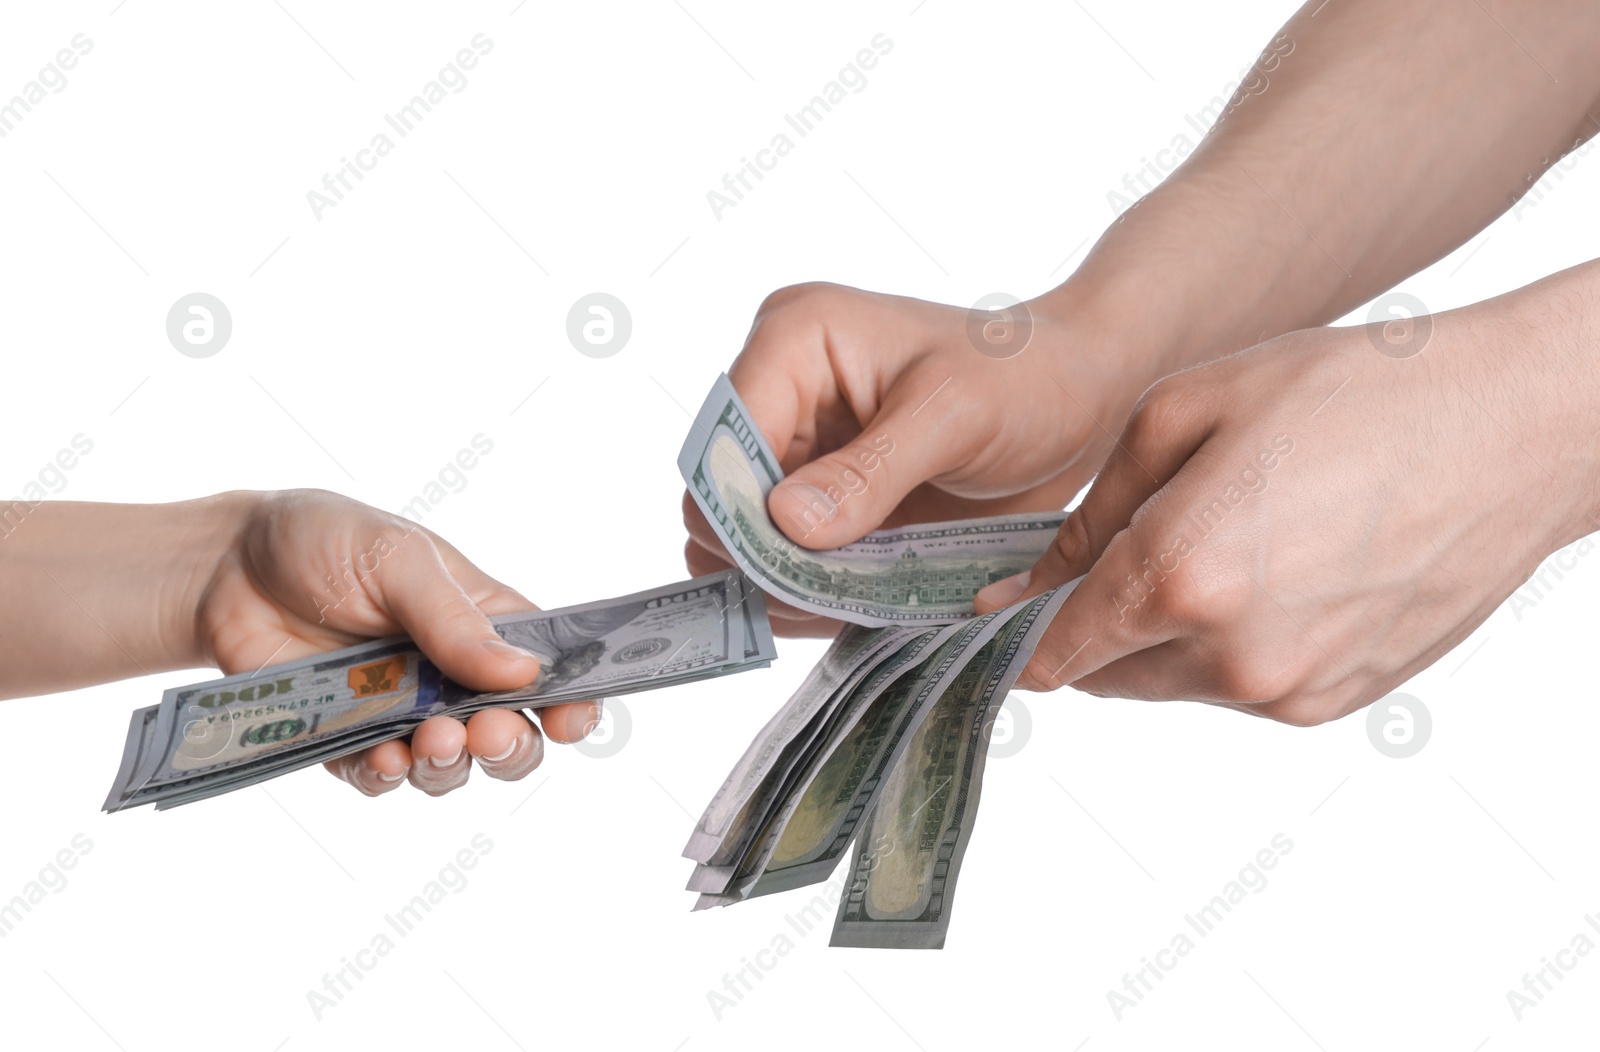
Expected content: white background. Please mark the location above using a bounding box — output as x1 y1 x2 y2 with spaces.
2 1 1597 1049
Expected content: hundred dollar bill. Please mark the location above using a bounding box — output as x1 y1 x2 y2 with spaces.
739 627 959 900
829 586 1071 949
684 625 952 896
106 572 774 811
678 373 1065 626
692 625 950 902
106 705 160 809
682 624 922 867
691 602 1020 909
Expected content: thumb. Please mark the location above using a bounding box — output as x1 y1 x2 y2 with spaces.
766 371 972 550
375 537 542 694
974 384 1215 611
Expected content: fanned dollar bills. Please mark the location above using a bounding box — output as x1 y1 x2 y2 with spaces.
830 588 1068 948
104 572 775 812
680 373 1080 947
679 373 1066 626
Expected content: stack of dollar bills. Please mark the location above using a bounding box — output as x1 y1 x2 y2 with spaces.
104 572 775 812
679 375 1077 949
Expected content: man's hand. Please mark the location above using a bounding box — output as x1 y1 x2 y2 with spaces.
682 281 1175 635
196 489 601 797
975 263 1600 725
681 0 1600 641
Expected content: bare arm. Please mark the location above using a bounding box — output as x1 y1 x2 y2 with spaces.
1049 0 1600 373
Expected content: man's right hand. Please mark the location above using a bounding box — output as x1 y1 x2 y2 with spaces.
681 281 1168 636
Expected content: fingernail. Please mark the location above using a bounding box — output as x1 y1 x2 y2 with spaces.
582 699 606 738
978 571 1030 609
480 735 523 764
357 758 404 785
428 746 464 768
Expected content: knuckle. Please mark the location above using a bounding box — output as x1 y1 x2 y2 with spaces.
1125 379 1200 451
1020 655 1067 693
1051 510 1094 569
1144 562 1249 626
1210 654 1302 707
755 281 839 319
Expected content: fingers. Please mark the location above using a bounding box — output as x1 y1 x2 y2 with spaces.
1007 526 1186 694
982 381 1227 694
371 537 542 695
324 738 412 797
722 285 984 551
976 380 1217 612
407 715 473 795
1005 422 1265 696
761 357 982 550
330 708 560 799
536 699 602 745
466 708 546 781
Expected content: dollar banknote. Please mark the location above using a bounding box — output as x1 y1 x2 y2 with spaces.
690 596 1022 909
691 625 952 903
678 373 1066 626
829 586 1070 949
684 625 951 896
105 572 775 812
740 627 954 899
682 623 923 868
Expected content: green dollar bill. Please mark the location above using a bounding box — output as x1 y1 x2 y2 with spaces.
678 373 1064 626
107 573 772 811
829 587 1070 949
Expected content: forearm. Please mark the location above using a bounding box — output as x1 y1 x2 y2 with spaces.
1046 0 1600 378
0 494 251 699
1453 256 1600 549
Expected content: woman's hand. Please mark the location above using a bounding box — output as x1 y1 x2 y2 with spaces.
195 489 601 796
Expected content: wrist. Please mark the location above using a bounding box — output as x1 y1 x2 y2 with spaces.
1024 253 1206 420
162 490 264 670
1033 173 1359 385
